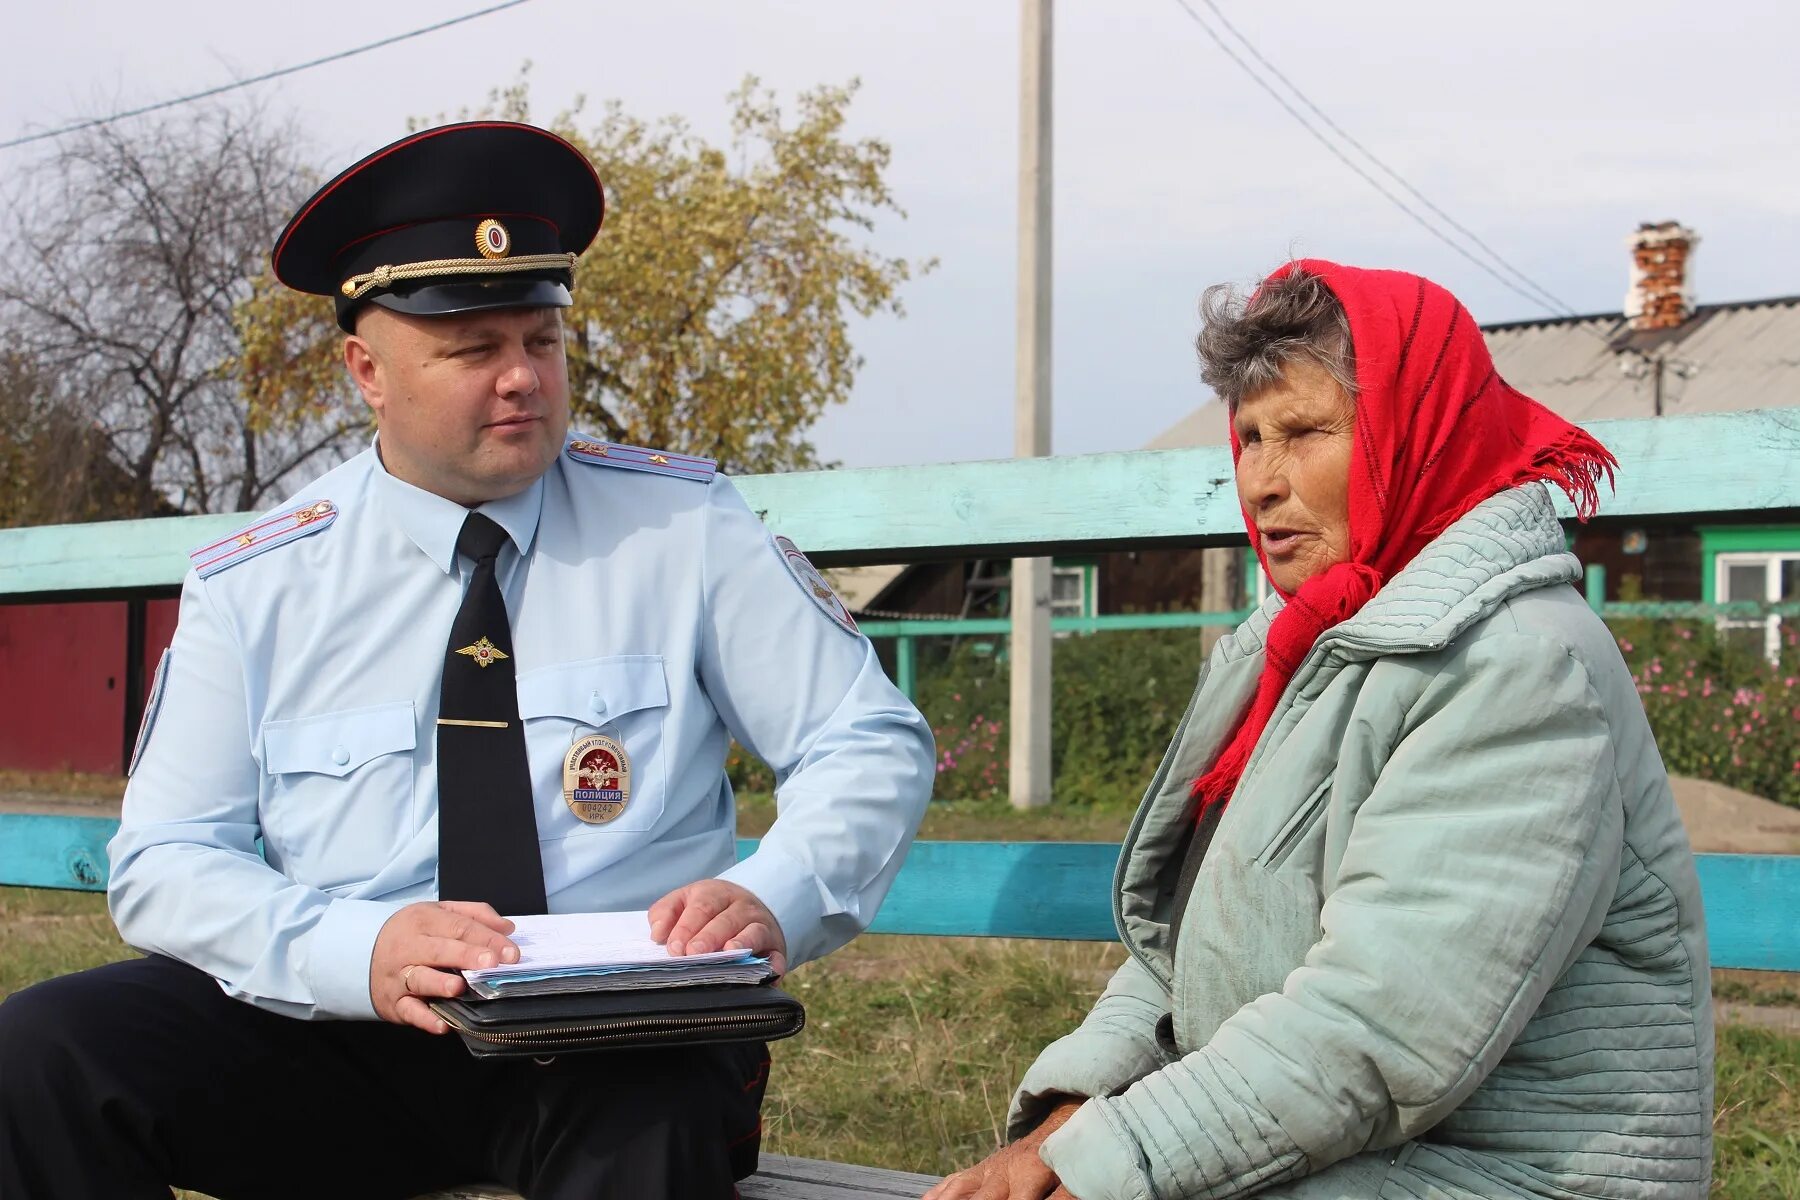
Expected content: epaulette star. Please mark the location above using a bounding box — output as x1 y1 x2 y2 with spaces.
189 499 338 579
566 439 716 483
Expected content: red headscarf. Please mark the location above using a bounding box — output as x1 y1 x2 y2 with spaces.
1191 259 1617 812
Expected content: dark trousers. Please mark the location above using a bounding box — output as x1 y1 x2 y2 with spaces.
0 955 768 1200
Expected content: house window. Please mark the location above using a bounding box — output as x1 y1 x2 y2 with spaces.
1714 552 1800 663
1050 564 1096 623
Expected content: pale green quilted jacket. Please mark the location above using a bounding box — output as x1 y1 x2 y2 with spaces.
1008 485 1713 1199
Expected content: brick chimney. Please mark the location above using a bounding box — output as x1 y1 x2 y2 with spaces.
1624 221 1698 332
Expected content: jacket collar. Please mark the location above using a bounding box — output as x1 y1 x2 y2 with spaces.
1215 484 1581 664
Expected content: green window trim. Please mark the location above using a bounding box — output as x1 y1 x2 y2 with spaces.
1697 526 1800 604
1049 557 1099 620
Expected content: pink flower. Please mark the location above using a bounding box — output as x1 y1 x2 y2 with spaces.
1620 639 1635 653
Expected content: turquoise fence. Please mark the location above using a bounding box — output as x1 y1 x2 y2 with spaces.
860 568 1800 700
3 406 1800 968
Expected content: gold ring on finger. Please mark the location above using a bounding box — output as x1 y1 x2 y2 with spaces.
401 964 420 992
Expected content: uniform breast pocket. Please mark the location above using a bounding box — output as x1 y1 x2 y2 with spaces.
260 701 417 891
518 655 670 836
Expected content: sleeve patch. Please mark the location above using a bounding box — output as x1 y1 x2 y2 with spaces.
775 536 860 637
566 439 716 483
189 499 337 579
128 649 171 777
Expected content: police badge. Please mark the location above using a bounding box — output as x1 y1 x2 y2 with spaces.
563 734 632 824
774 535 859 636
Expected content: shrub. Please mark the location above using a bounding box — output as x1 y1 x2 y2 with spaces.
730 615 1800 811
913 629 1202 808
1611 616 1800 808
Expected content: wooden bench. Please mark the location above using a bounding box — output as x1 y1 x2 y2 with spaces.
6 407 1800 1197
425 1155 941 1199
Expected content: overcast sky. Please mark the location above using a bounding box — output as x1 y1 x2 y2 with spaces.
6 1 1796 470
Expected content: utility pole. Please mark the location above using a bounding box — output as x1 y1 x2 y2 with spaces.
1010 0 1053 810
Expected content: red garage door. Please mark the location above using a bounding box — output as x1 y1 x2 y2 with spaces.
0 599 179 774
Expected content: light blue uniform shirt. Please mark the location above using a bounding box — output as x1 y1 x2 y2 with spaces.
109 436 934 1020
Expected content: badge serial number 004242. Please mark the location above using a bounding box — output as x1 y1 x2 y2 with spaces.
563 733 632 824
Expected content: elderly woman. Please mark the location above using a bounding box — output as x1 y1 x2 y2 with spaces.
927 260 1712 1199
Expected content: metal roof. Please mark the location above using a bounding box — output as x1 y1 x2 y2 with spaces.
1146 295 1800 447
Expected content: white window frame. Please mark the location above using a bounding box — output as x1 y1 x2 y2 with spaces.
1049 563 1094 626
1714 551 1800 664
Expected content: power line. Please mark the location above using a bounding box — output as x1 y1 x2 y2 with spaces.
0 0 532 152
1166 0 1577 318
1191 0 1575 316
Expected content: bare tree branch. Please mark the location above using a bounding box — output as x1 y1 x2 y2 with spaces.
0 101 361 518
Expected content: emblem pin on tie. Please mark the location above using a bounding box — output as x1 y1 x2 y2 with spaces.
456 636 508 668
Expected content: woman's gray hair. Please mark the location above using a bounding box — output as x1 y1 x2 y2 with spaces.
1195 267 1357 409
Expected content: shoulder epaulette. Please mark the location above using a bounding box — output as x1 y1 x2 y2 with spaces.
567 439 716 483
189 499 338 579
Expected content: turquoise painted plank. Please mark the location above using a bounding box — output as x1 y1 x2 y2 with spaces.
7 816 1792 978
8 408 1800 595
863 603 1786 640
1558 407 1800 523
761 407 1800 559
5 814 1795 969
894 635 917 700
0 513 241 599
858 610 1254 638
0 814 114 890
856 840 1120 940
1584 564 1606 612
1602 601 1800 620
1692 854 1800 973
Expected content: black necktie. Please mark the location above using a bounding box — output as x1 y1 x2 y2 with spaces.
435 512 548 915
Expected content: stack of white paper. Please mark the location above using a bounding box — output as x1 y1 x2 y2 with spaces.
461 910 773 1000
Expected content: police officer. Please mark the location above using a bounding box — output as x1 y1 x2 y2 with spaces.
0 121 934 1199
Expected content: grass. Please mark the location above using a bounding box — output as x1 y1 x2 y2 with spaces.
1714 1024 1800 1196
735 792 1139 843
2 887 1796 1194
1718 969 1800 1010
0 768 127 800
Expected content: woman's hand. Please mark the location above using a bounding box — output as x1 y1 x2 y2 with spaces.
922 1098 1084 1200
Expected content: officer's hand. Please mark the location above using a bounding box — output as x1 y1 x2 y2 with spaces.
648 880 788 976
921 1098 1083 1200
370 900 520 1033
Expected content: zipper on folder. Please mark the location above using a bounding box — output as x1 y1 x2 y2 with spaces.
435 1009 802 1052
